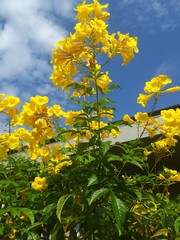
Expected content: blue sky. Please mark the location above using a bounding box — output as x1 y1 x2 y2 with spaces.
0 0 180 123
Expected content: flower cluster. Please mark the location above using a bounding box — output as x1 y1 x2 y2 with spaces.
137 75 180 107
123 76 180 155
158 167 180 182
50 0 138 95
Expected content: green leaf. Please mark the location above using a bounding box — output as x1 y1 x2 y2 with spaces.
151 228 168 238
42 203 56 223
109 84 121 90
21 208 35 224
133 188 142 201
11 208 21 218
108 155 123 162
0 226 4 235
110 193 127 236
0 209 7 216
56 194 74 223
51 222 64 240
174 216 180 234
87 175 98 187
26 222 43 231
27 231 40 240
88 188 109 206
102 141 111 155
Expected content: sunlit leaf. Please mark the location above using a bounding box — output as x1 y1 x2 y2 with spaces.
88 188 109 206
151 228 168 238
110 193 127 236
174 216 180 234
21 208 35 224
56 194 74 223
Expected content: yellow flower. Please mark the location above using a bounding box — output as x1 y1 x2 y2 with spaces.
48 104 64 117
162 86 180 93
31 95 49 105
8 134 21 150
169 173 180 182
4 95 20 108
144 75 172 93
100 109 114 121
123 114 134 124
134 112 149 122
75 0 109 22
96 72 112 91
64 110 83 126
0 146 8 160
164 167 177 175
31 177 48 191
8 228 17 239
143 149 152 157
39 146 50 158
137 93 153 107
117 32 139 65
110 128 121 138
151 139 168 151
157 173 165 180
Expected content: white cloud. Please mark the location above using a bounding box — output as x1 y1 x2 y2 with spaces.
0 0 79 107
117 0 180 31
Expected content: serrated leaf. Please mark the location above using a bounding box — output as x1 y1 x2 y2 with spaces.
26 222 43 231
27 231 40 240
42 203 56 223
56 194 74 223
110 193 127 236
88 188 109 206
11 208 21 218
151 228 168 238
21 208 35 224
102 141 111 155
87 175 98 187
133 188 142 201
108 155 122 162
174 216 180 234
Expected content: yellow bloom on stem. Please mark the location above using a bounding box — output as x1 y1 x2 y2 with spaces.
134 112 149 122
4 95 20 108
144 75 172 93
145 127 157 138
162 86 180 93
64 110 84 126
14 128 32 142
161 109 176 122
143 149 152 157
157 173 165 180
123 114 134 124
75 0 109 22
8 134 21 150
169 173 180 182
31 177 48 191
117 32 139 65
164 167 177 175
30 95 49 106
96 72 112 91
8 228 17 239
137 93 154 107
151 138 171 151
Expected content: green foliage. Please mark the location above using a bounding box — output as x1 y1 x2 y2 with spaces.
0 1 179 239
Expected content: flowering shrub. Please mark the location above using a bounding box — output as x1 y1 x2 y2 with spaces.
0 0 180 239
